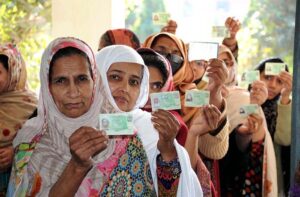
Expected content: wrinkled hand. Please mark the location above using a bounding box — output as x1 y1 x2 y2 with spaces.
0 145 14 172
189 105 221 136
152 109 180 161
225 17 241 39
69 127 108 170
161 19 177 34
237 114 263 136
250 80 268 105
279 71 293 104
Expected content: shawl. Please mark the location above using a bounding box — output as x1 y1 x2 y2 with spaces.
98 28 141 50
0 44 37 147
143 32 198 124
96 45 203 196
9 37 102 196
225 86 277 196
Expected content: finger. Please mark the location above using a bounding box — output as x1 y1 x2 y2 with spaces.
71 138 108 161
152 110 179 130
71 132 108 152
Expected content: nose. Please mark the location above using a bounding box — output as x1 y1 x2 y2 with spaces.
119 79 130 93
68 81 80 98
268 78 277 88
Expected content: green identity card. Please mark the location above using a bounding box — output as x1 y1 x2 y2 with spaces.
152 12 170 25
239 104 259 117
185 90 210 107
265 62 285 75
211 26 230 38
240 70 260 88
99 113 134 135
150 91 181 111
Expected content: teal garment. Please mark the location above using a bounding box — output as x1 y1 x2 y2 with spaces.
0 168 10 196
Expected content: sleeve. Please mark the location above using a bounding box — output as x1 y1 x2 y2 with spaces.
156 154 181 196
198 99 229 159
147 140 203 197
274 102 292 146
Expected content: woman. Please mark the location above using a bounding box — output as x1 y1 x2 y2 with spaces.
217 45 277 196
255 57 292 196
0 44 37 195
95 44 202 196
143 32 230 161
8 39 202 196
137 47 222 196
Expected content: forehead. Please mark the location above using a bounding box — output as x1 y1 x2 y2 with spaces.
108 62 143 76
218 52 231 60
152 36 180 51
51 54 90 75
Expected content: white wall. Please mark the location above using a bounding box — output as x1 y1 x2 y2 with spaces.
52 0 125 51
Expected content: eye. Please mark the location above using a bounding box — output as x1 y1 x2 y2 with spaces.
108 74 120 81
151 82 163 90
129 78 140 86
265 75 273 81
277 78 283 85
52 77 66 85
78 75 89 81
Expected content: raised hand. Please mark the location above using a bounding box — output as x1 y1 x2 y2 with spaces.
279 71 293 104
250 80 268 105
151 109 180 161
69 126 108 170
189 105 221 136
225 17 241 39
206 58 229 109
237 114 263 136
161 19 178 34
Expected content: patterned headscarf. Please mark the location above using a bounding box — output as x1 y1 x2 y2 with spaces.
0 44 37 147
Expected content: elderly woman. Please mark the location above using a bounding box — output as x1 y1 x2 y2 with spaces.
0 44 37 195
8 38 201 196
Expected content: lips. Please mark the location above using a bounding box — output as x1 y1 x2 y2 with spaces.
65 102 83 109
114 96 128 104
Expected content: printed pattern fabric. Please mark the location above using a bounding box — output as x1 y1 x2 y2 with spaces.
100 136 156 196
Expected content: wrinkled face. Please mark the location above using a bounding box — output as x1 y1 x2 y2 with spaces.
148 66 164 94
107 62 143 112
260 71 283 100
49 54 94 118
0 62 8 93
190 60 207 81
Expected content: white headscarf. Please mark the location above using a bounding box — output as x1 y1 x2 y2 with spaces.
13 37 100 148
95 45 203 196
96 44 149 112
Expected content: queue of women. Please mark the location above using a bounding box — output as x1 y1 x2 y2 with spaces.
0 16 298 197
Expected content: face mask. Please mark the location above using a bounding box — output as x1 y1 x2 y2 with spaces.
156 51 184 75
